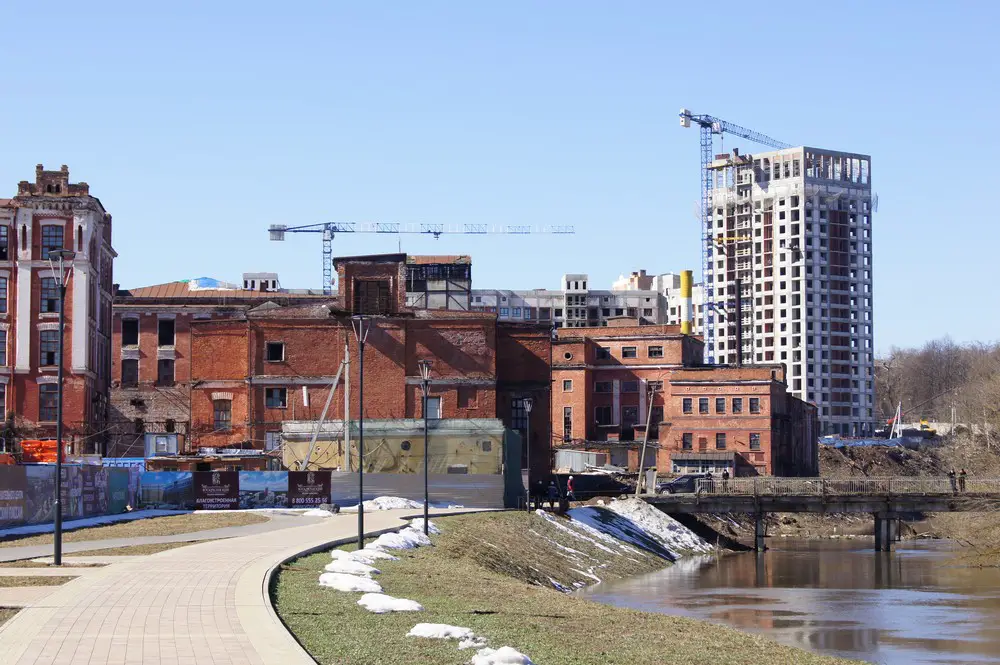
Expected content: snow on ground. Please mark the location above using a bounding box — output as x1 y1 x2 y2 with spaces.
342 496 424 512
302 508 334 518
318 572 383 593
0 509 190 538
324 559 380 576
470 647 535 665
534 509 618 554
365 526 431 551
357 593 423 613
407 623 478 641
601 498 713 555
348 548 399 563
408 518 441 534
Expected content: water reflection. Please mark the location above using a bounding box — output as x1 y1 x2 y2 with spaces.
579 540 1000 664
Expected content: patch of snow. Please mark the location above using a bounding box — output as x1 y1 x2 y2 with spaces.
409 518 441 534
342 496 424 512
302 508 334 518
459 636 489 650
0 509 190 538
600 498 712 556
534 509 620 555
323 559 380 576
567 503 696 560
407 623 477 641
571 567 603 584
357 593 423 613
366 526 432 551
337 548 398 564
469 647 535 665
318 572 382 593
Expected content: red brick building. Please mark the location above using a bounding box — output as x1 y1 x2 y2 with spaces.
112 255 552 477
1 165 115 454
551 321 817 476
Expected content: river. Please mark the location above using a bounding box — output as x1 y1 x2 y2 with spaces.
579 539 1000 664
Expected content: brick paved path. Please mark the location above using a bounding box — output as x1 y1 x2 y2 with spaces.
0 508 467 665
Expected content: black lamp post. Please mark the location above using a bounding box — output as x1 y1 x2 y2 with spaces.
523 396 533 512
351 316 371 549
418 359 432 535
48 248 76 567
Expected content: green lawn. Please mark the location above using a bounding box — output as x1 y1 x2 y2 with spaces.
274 512 862 665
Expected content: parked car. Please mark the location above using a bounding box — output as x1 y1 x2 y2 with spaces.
657 473 711 494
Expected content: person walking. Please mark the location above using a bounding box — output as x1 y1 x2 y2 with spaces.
959 469 968 493
546 480 559 509
948 469 957 495
721 468 731 492
566 475 576 502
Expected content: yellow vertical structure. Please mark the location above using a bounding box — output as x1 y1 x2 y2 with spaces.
680 270 693 334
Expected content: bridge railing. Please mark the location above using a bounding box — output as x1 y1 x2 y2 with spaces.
693 477 1000 496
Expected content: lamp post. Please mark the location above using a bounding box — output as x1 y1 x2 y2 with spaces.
351 316 371 549
418 360 432 535
523 396 533 512
48 248 76 567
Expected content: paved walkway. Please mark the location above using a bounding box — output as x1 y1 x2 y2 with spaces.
0 508 481 665
0 513 320 563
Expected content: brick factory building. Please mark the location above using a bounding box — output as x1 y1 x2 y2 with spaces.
551 322 817 477
111 254 551 478
0 165 115 454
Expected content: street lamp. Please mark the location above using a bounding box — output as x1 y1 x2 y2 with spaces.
418 360 432 535
351 316 371 549
47 248 75 567
523 396 533 512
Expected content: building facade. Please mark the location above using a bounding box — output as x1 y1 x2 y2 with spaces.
612 270 707 336
2 165 115 453
704 147 874 437
550 323 817 476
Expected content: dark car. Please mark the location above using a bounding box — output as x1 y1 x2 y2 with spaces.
657 473 710 494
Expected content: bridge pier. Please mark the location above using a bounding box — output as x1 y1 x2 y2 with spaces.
754 512 766 552
874 513 895 552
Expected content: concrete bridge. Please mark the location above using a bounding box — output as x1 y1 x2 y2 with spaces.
643 477 1000 552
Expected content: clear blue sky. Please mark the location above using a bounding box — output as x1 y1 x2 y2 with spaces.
1 1 996 351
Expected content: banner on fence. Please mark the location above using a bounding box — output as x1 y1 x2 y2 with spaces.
288 471 330 508
238 471 288 509
0 466 26 527
193 471 239 510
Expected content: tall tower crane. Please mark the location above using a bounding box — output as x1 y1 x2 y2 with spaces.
679 109 791 363
269 221 575 295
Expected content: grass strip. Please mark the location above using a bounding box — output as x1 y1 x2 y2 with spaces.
0 513 267 547
274 512 862 665
0 608 18 626
0 576 75 587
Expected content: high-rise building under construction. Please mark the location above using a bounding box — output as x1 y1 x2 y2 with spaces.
705 147 873 437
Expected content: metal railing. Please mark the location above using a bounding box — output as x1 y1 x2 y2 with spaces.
692 477 1000 496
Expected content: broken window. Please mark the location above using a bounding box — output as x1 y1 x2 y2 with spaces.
354 279 391 315
265 387 287 409
682 433 693 450
266 342 285 362
594 406 613 426
157 359 174 386
122 319 139 346
682 398 692 414
40 278 60 313
648 346 663 358
214 400 232 431
38 384 58 421
158 319 175 347
40 225 64 259
39 330 59 366
750 433 761 450
458 387 477 408
716 433 727 450
121 359 139 386
622 346 637 358
0 226 7 261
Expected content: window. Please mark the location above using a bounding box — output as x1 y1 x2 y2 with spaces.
648 380 663 392
458 387 477 408
750 433 761 450
121 359 138 386
750 397 761 414
699 397 709 414
500 307 509 317
40 278 60 313
595 347 611 360
732 398 743 414
425 396 442 419
213 400 232 431
0 226 7 260
563 407 572 441
122 319 139 346
594 381 612 393
0 384 5 412
165 418 176 433
621 380 639 393
682 397 692 414
156 359 174 386
40 225 64 259
595 405 613 426
40 330 59 366
0 330 5 366
648 346 663 358
716 433 727 450
0 277 6 314
622 346 637 358
39 384 58 421
354 279 391 314
265 387 287 408
158 319 175 347
512 307 521 317
510 398 528 431
562 379 573 392
682 433 693 450
715 397 726 414
265 342 285 362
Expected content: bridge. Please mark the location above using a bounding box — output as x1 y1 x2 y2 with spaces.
643 477 1000 552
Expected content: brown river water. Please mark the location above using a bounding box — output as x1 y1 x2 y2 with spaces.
579 539 1000 664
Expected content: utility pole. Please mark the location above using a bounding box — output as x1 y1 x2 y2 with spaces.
351 316 371 548
344 342 350 471
419 360 432 535
635 383 659 497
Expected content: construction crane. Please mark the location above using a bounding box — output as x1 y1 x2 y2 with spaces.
269 222 575 295
679 108 792 363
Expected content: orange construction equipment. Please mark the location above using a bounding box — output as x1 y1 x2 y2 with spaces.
19 439 59 464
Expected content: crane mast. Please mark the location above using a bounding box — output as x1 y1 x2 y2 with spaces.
679 108 791 364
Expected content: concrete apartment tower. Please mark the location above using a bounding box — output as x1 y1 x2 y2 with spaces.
705 148 874 437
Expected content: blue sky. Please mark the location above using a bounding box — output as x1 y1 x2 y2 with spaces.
1 1 996 351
